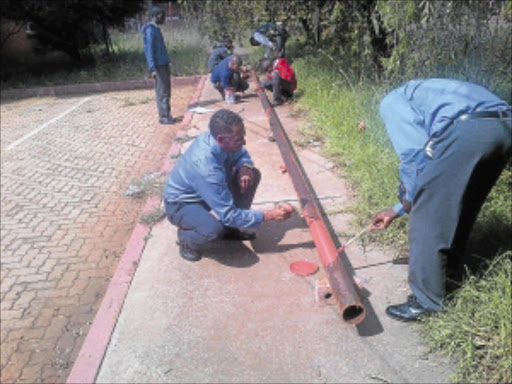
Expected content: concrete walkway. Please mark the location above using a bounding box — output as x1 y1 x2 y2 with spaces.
69 77 453 383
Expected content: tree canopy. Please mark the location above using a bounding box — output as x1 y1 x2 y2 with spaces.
180 0 512 99
1 0 145 60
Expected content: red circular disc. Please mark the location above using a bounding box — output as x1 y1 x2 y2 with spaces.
290 260 319 276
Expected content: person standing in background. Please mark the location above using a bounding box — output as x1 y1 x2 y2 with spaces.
142 6 174 124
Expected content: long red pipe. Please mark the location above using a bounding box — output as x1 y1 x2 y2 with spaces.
251 72 365 324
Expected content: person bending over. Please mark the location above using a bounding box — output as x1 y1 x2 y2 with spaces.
369 78 511 322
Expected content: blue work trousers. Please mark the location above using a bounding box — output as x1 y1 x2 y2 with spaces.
409 115 512 310
165 168 261 250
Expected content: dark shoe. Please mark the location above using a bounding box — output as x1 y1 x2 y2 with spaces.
159 117 175 125
179 243 201 262
385 294 433 322
177 231 201 261
271 99 284 107
223 228 257 241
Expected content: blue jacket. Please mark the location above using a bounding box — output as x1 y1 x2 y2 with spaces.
208 42 231 72
379 78 510 215
211 56 234 90
164 132 263 229
141 23 170 72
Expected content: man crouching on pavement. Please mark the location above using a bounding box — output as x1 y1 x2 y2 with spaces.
164 109 293 261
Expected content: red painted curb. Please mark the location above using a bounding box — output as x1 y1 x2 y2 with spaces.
1 75 202 101
66 75 207 384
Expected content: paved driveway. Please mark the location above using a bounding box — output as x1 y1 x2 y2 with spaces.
0 83 197 383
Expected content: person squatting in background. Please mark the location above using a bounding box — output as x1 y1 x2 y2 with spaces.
210 55 249 103
207 38 234 73
260 57 297 107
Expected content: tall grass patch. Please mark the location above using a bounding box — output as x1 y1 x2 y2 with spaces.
292 55 409 254
421 252 512 383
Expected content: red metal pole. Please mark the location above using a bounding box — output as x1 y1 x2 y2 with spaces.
251 72 365 325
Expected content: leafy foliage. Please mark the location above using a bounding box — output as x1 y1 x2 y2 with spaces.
1 0 144 60
180 0 511 100
377 0 512 100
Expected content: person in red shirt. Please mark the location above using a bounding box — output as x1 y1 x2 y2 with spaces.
260 57 297 106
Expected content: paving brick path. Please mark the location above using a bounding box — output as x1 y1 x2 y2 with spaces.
1 84 197 383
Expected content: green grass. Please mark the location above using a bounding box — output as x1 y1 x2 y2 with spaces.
292 54 409 256
421 252 512 383
1 21 210 90
291 51 512 383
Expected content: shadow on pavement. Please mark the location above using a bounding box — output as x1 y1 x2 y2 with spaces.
251 214 314 254
205 241 260 268
356 287 385 337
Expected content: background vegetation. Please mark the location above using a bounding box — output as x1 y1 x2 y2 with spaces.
0 20 209 89
1 1 511 382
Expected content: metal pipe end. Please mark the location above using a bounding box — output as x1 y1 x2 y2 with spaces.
342 305 366 325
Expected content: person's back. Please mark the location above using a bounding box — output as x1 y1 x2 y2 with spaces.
208 39 233 72
274 58 296 91
211 56 233 88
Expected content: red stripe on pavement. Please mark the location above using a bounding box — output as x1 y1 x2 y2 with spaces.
66 75 207 384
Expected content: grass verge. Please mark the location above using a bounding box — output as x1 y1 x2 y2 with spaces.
291 50 512 382
421 252 512 383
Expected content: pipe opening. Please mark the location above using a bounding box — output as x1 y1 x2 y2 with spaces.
342 305 365 324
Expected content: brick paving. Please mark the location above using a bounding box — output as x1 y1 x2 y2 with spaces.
1 83 197 383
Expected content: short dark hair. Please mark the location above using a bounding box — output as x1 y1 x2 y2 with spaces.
209 109 244 138
150 6 164 17
230 55 242 66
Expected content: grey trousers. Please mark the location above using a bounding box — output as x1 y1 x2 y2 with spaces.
165 168 262 250
409 115 512 310
155 65 171 118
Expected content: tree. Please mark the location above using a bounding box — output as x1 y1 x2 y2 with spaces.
1 0 145 61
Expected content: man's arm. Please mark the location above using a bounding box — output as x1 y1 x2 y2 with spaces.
143 28 157 74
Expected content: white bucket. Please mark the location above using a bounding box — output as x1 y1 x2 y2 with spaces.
225 89 236 104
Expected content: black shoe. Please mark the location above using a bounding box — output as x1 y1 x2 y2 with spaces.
223 228 257 241
159 117 175 125
271 99 284 107
385 294 433 322
177 231 201 261
179 243 201 262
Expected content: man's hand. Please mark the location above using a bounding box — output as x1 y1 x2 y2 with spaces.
263 203 294 222
151 71 157 79
238 165 254 193
369 209 398 231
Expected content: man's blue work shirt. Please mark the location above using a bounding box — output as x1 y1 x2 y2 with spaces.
379 78 510 215
211 56 234 90
141 23 170 72
208 43 230 72
163 131 264 229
